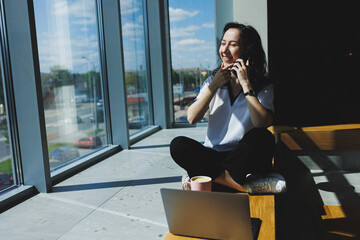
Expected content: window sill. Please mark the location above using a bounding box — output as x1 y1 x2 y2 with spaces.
0 185 36 212
129 125 161 145
51 144 122 186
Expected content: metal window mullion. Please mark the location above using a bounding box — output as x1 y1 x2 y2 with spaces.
161 0 174 127
101 0 130 149
142 0 154 127
147 0 173 129
0 0 23 186
3 0 51 193
95 0 112 145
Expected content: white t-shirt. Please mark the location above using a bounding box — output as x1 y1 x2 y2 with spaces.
196 75 274 152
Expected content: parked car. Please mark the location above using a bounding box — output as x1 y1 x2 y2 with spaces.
0 172 12 186
176 116 188 122
96 99 103 107
175 116 206 123
51 146 80 161
90 109 104 123
71 95 88 103
128 116 148 129
74 136 102 149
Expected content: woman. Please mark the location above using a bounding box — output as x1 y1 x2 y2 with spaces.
170 22 286 194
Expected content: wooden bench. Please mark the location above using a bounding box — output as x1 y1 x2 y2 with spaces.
163 193 275 240
268 124 360 151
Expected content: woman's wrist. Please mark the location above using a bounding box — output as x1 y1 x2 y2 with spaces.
209 80 222 92
241 82 252 93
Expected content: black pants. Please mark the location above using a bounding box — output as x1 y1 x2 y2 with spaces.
170 128 275 185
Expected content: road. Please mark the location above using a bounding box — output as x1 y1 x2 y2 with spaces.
44 102 106 169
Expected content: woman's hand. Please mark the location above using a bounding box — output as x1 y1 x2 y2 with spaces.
209 62 233 91
187 63 232 124
231 58 252 91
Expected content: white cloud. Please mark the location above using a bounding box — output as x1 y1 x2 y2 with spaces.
170 31 194 38
71 17 96 26
170 25 201 38
36 1 102 73
202 22 215 28
52 0 96 26
171 38 215 54
41 31 63 38
37 32 100 73
122 22 144 37
137 14 144 24
181 25 202 32
175 38 205 46
120 0 141 15
171 51 216 70
169 7 199 22
129 37 144 44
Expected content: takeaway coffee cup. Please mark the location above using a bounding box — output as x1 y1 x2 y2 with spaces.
182 176 212 191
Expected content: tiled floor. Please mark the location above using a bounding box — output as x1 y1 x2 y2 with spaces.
1 126 360 240
0 127 206 240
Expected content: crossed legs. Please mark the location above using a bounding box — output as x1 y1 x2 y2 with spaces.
170 128 275 192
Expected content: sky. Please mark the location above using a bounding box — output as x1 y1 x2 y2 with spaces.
168 0 217 70
33 0 217 73
34 0 101 74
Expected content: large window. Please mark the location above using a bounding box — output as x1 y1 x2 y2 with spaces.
119 0 152 135
168 0 216 123
34 0 106 171
0 60 14 192
0 4 15 192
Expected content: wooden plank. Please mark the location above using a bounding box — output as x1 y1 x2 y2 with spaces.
281 129 360 150
247 194 275 240
277 124 360 150
321 205 346 220
164 194 275 240
321 205 360 239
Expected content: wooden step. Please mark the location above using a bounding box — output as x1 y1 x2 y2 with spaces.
269 124 360 151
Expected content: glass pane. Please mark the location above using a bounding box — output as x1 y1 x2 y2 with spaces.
119 0 151 135
168 0 215 123
0 57 14 191
34 0 106 170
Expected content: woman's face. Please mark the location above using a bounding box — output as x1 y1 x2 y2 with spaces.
219 28 244 67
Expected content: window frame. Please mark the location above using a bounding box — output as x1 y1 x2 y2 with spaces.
0 0 23 192
0 0 175 208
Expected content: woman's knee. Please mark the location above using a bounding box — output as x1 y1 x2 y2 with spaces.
246 128 275 145
170 136 188 152
170 136 194 161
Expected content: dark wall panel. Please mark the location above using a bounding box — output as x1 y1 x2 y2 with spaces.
269 0 360 126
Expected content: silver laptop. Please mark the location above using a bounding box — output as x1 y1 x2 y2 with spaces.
160 188 258 240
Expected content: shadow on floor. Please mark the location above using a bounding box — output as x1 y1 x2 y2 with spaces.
275 142 360 240
282 129 360 239
274 144 325 240
52 176 182 192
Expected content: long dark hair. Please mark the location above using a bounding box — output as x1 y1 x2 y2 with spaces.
213 22 271 92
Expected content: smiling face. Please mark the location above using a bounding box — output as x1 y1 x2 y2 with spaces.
219 28 244 67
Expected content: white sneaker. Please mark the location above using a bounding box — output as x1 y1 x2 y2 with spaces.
247 173 287 194
181 173 191 190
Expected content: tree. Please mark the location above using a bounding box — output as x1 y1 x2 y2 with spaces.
49 65 73 87
171 70 179 84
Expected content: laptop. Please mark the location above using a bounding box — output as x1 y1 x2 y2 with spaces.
160 188 261 240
